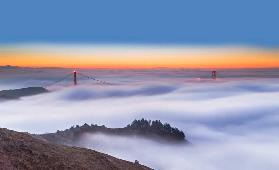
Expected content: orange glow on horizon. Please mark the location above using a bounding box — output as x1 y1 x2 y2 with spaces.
0 46 278 69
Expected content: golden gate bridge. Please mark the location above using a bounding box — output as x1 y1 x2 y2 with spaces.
0 67 222 89
43 70 218 88
44 70 113 88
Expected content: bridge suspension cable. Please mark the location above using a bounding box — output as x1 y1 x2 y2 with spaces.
43 73 73 87
77 72 112 85
42 71 113 88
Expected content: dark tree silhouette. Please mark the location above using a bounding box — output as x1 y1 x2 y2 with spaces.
127 119 185 140
41 118 187 145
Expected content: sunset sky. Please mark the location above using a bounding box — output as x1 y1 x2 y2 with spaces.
0 1 278 69
0 45 278 69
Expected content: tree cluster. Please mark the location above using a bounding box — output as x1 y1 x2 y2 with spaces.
126 118 185 140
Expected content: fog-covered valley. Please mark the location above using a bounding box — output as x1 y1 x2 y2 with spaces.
1 68 279 170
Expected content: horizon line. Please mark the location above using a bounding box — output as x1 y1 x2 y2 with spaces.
2 65 279 70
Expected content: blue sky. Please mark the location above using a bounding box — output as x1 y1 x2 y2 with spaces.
0 0 278 47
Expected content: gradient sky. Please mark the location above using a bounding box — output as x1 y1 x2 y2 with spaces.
0 0 278 46
0 0 278 68
0 45 278 68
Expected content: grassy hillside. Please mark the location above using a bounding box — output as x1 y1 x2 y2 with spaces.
0 128 151 170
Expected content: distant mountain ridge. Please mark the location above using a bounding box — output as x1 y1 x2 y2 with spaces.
0 87 48 100
0 65 20 69
39 119 187 145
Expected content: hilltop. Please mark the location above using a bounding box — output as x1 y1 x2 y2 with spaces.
0 128 151 170
39 119 187 145
0 65 20 69
0 87 48 100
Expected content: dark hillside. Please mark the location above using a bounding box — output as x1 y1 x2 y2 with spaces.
40 119 187 145
0 128 151 170
0 87 48 99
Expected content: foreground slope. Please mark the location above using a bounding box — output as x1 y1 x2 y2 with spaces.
0 128 151 170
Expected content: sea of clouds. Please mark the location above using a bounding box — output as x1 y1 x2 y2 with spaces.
0 68 279 170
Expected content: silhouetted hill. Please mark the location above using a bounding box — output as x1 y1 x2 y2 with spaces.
40 119 187 145
0 128 151 170
0 65 20 69
0 87 48 100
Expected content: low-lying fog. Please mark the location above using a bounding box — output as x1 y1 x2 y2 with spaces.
1 68 279 170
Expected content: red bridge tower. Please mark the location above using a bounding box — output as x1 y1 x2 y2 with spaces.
212 70 217 79
73 71 77 85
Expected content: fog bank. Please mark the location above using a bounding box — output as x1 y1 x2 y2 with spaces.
1 68 279 169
